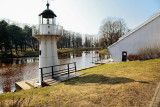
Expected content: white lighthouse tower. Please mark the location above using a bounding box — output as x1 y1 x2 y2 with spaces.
32 2 63 85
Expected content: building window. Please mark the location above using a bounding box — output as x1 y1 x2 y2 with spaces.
48 31 50 34
48 26 50 28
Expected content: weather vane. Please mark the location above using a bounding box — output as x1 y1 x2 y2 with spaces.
42 0 54 3
42 0 54 9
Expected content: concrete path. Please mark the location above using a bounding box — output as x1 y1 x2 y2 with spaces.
15 81 32 91
149 83 160 107
95 59 113 64
25 78 39 87
15 78 39 91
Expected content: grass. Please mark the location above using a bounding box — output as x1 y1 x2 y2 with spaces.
0 49 39 58
58 48 101 54
18 51 39 57
1 59 160 106
99 49 110 55
0 48 101 58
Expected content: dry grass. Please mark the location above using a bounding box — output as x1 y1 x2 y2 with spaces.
1 59 160 106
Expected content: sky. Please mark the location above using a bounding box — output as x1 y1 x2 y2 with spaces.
0 0 160 35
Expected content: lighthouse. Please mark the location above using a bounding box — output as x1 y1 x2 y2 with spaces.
32 2 63 85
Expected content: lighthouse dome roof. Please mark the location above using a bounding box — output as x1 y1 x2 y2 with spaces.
39 3 57 18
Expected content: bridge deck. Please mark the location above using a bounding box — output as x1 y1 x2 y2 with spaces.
43 72 84 86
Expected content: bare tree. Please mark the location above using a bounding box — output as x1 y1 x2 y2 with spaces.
99 17 128 48
57 30 83 49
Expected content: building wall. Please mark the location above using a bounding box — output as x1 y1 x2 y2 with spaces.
108 16 160 61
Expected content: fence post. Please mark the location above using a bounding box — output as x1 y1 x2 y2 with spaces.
52 66 54 79
68 63 70 75
74 62 77 72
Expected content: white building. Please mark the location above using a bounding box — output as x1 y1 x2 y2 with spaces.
32 3 63 85
108 12 160 62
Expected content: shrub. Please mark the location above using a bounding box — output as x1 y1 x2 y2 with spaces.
127 54 142 61
138 44 160 60
127 44 160 61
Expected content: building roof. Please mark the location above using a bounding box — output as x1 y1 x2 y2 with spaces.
108 12 160 49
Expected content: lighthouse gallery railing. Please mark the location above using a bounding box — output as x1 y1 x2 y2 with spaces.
32 24 63 36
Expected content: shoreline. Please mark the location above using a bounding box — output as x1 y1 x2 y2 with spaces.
0 48 103 59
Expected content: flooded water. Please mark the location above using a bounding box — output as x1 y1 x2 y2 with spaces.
0 51 109 94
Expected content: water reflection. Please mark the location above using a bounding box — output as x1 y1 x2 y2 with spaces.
0 57 39 66
0 63 39 94
0 64 24 93
58 52 82 59
0 51 110 94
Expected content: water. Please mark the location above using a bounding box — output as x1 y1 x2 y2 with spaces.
0 51 108 94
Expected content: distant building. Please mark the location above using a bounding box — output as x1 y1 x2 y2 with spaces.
108 12 160 61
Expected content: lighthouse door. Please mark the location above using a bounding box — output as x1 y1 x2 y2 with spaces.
122 51 127 62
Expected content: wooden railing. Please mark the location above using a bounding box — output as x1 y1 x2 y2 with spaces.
39 62 77 82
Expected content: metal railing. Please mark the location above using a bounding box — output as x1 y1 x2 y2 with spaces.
39 62 77 82
32 24 63 36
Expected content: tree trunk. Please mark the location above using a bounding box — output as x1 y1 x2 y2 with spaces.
15 45 19 57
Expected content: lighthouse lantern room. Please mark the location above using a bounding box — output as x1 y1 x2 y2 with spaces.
32 2 63 85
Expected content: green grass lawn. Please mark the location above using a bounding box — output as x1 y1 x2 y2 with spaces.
99 49 110 55
1 59 160 106
58 48 101 54
0 48 100 58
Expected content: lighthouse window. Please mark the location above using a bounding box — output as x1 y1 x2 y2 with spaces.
48 31 50 34
48 26 50 28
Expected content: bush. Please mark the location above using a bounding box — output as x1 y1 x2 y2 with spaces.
127 44 160 61
138 44 160 60
127 54 142 61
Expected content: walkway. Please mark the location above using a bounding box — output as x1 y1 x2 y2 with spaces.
15 72 84 90
149 83 160 107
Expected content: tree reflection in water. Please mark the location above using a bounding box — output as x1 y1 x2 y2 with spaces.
0 62 39 93
0 64 24 93
58 52 83 59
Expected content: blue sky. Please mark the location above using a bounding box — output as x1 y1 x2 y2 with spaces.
0 0 160 35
